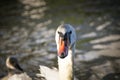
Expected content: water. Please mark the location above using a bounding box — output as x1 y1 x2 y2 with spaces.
0 0 120 80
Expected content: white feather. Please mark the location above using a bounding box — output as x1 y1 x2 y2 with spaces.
37 65 58 80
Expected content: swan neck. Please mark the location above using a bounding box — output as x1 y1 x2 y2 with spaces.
58 49 74 80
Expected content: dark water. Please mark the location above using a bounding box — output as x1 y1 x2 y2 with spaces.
0 0 120 80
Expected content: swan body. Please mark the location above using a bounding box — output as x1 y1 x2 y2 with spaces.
38 24 76 80
1 56 32 80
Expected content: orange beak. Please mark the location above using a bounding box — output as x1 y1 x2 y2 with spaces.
58 38 68 58
58 39 65 55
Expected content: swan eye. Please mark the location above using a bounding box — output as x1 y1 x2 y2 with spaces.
58 31 60 34
69 31 72 34
58 31 64 38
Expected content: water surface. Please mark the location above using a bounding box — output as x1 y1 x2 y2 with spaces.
0 0 120 80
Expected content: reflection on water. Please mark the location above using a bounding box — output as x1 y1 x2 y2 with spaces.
0 0 120 80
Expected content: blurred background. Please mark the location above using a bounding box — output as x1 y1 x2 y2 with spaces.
0 0 120 80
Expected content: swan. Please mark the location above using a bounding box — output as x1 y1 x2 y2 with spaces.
0 56 32 80
37 24 76 80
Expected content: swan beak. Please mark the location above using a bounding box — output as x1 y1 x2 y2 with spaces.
14 63 24 72
58 39 68 58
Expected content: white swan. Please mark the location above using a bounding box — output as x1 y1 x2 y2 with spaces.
37 24 76 80
0 56 32 80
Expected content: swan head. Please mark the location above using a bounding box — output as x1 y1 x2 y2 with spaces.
55 24 76 59
6 56 23 72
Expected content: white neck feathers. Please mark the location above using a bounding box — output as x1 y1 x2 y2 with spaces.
58 49 74 80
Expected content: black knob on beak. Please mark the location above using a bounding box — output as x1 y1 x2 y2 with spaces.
59 52 66 59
